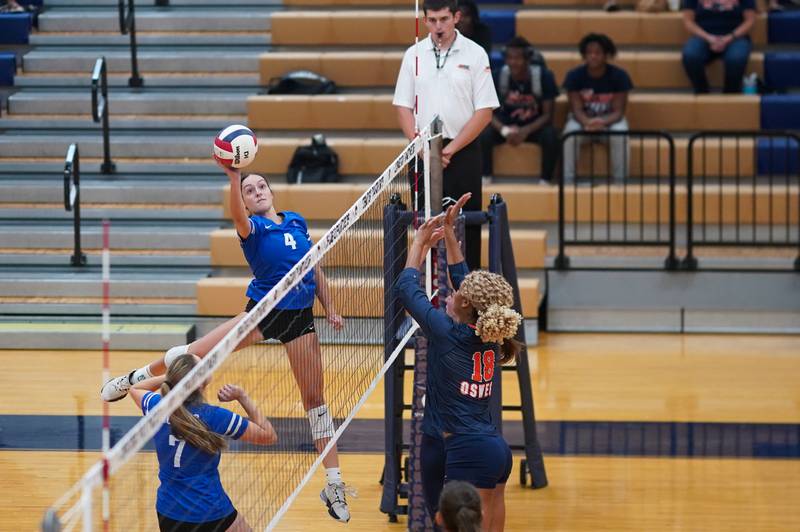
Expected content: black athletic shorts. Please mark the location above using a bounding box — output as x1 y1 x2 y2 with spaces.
245 299 315 344
157 509 237 532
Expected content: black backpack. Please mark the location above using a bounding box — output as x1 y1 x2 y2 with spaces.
287 135 340 184
266 70 337 95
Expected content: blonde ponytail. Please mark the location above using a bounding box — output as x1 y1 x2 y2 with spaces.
458 270 523 363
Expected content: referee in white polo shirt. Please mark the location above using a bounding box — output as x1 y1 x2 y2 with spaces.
393 0 499 270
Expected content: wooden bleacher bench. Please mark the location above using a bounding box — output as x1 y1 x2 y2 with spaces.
270 11 766 47
259 51 764 90
248 93 761 131
209 227 547 269
196 276 541 318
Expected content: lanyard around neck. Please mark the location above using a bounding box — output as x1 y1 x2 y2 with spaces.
433 33 456 70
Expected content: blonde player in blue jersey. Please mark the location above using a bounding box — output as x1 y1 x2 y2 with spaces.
129 353 276 531
103 159 351 522
395 193 521 532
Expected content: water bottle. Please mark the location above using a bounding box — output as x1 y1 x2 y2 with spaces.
743 73 758 95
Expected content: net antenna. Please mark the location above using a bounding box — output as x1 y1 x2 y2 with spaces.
43 120 438 532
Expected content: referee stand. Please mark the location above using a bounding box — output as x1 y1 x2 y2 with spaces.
380 191 548 527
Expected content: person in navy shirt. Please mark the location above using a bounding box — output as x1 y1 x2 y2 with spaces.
562 33 633 184
395 192 522 531
103 158 351 523
681 0 756 93
129 353 277 531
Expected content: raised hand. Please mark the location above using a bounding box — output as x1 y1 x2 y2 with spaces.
444 192 472 228
413 215 445 249
217 384 245 403
214 157 241 181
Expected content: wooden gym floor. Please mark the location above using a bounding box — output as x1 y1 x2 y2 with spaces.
1 333 799 531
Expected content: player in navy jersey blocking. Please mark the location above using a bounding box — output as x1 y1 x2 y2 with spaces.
395 193 522 531
129 353 277 532
103 159 350 522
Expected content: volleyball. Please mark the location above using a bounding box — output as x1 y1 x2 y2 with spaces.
213 124 258 169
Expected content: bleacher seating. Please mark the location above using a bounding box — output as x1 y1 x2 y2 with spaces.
0 12 32 45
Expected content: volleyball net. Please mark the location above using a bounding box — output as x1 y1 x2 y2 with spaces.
43 120 438 532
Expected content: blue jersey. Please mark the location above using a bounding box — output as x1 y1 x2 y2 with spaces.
240 211 316 309
141 392 249 523
395 262 499 437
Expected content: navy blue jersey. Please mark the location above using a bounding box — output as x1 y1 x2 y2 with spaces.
395 262 499 437
240 211 316 310
142 392 249 523
682 0 755 36
563 64 633 118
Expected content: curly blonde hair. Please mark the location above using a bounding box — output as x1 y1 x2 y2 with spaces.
458 270 523 363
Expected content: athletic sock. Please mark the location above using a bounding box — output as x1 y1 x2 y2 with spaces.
130 365 154 384
325 467 342 485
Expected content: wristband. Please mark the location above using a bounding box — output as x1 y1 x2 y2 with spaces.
500 126 512 138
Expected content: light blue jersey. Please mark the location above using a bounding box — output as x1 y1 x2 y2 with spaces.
240 211 316 309
142 392 248 523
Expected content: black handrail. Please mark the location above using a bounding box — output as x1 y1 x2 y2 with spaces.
683 130 800 271
118 0 144 87
92 57 116 174
556 129 678 270
64 144 87 267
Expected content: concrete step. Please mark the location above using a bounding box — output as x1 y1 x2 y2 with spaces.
0 223 217 248
13 73 260 89
38 9 274 32
546 269 800 333
0 320 195 350
0 251 209 268
21 50 260 74
0 161 222 176
46 0 281 5
0 179 223 203
0 268 203 297
0 132 232 159
30 31 270 48
0 300 196 316
0 115 247 131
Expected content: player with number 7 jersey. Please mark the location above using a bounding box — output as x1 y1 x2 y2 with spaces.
394 193 523 531
101 158 352 523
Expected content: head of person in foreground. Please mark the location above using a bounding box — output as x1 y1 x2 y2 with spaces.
436 480 483 532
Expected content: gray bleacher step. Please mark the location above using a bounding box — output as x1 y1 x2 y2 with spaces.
0 301 196 317
38 10 274 32
0 161 221 176
30 32 271 48
7 91 248 115
0 224 216 249
0 320 195 350
47 0 281 5
21 50 260 74
0 270 202 298
0 132 235 158
13 74 261 89
0 252 209 268
0 205 223 221
0 180 223 204
0 116 247 131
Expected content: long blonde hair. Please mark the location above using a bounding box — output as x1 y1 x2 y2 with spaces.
161 354 226 455
457 270 523 364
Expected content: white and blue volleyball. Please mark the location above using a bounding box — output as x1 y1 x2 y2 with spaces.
213 124 258 169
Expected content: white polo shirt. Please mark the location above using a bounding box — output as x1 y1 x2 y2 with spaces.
393 30 499 140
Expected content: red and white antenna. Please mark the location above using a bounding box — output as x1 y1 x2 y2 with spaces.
101 219 111 532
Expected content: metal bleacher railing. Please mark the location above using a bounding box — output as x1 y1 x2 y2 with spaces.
682 130 800 271
118 0 144 87
555 130 679 270
92 57 115 175
63 143 86 267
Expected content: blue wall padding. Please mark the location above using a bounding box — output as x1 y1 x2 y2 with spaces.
0 53 15 86
764 53 800 89
756 137 800 175
490 50 503 72
0 14 32 45
768 12 800 44
478 0 522 4
761 95 800 130
482 10 515 44
18 0 44 6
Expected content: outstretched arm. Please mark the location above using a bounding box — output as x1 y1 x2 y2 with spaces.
217 160 251 239
129 375 166 409
314 265 343 330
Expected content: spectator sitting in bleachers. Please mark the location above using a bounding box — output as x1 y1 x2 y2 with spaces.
681 0 756 93
480 37 560 185
0 1 24 13
562 33 632 184
456 0 493 57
